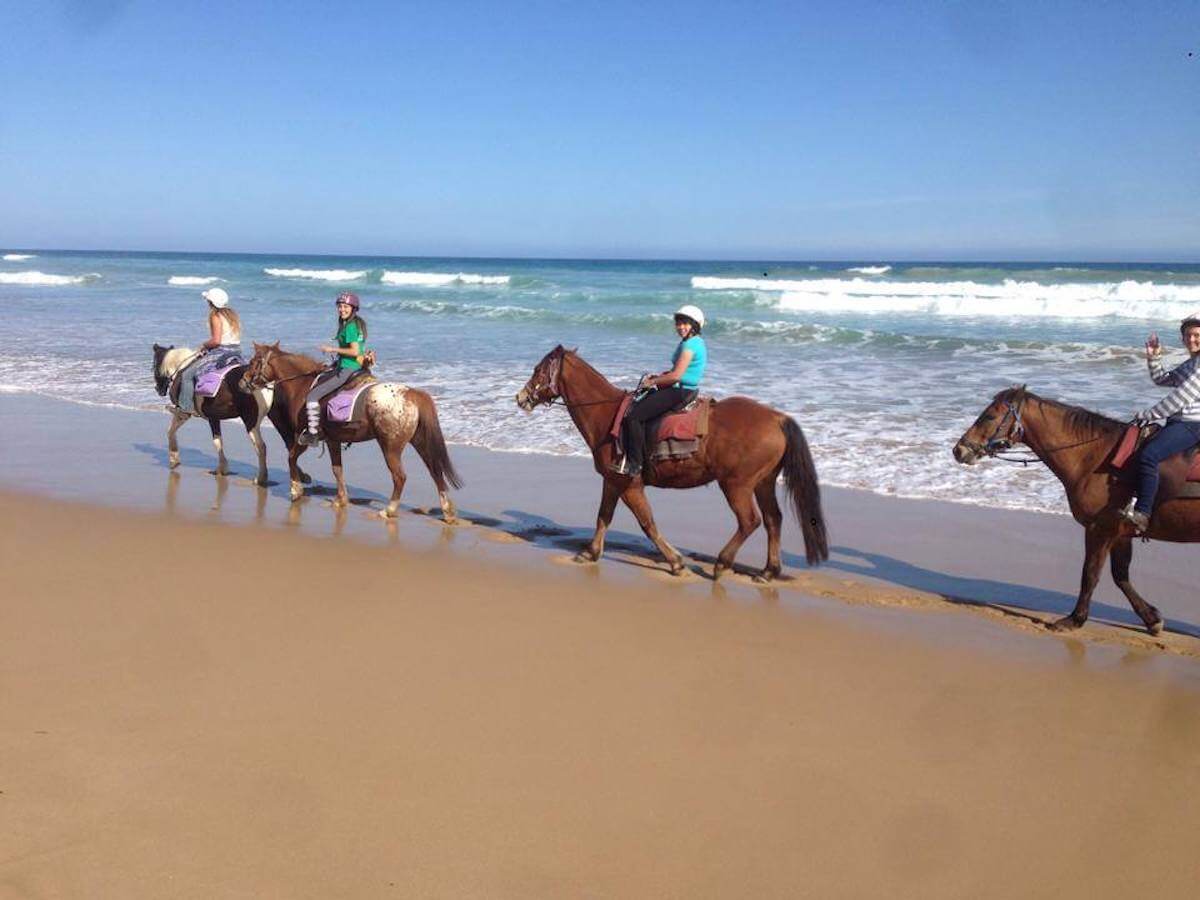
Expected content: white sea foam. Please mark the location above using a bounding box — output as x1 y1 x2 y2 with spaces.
846 265 891 275
694 275 1200 319
263 267 367 281
2 253 35 261
0 270 99 286
381 271 510 287
168 275 223 286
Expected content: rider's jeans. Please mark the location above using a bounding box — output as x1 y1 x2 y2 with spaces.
1135 420 1200 514
622 386 697 470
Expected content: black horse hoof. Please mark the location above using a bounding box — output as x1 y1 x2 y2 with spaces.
1048 616 1083 633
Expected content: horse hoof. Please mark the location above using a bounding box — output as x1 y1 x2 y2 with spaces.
573 550 598 564
168 455 180 469
1147 618 1164 637
299 472 313 485
712 564 726 581
753 570 775 584
1048 616 1083 633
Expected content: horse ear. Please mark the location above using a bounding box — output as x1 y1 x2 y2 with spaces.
569 347 578 354
153 343 162 352
271 340 281 349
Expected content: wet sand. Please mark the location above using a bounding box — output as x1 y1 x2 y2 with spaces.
2 490 1200 898
3 393 1200 896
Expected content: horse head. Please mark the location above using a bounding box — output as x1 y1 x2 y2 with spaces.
516 345 570 411
953 385 1028 465
152 343 174 395
241 341 281 391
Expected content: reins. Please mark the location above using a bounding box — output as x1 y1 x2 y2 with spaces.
969 395 1119 466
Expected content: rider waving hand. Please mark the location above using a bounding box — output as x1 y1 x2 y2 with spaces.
1122 312 1200 530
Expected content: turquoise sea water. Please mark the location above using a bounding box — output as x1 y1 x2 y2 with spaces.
3 249 1199 513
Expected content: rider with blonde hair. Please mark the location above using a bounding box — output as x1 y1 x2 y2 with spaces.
614 304 708 477
1122 311 1200 530
177 287 243 414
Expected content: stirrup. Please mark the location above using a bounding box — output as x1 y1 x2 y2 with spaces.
608 456 640 477
1120 499 1150 532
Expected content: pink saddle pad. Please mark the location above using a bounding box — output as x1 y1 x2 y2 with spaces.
195 363 240 397
326 381 374 424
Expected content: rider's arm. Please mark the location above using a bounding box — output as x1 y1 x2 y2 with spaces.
646 349 692 389
1149 354 1185 387
200 311 222 350
1136 365 1200 423
322 341 361 359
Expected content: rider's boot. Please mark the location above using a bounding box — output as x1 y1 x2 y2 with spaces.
1120 497 1150 532
298 401 322 447
608 454 640 477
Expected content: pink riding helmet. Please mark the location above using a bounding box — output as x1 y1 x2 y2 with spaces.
335 291 360 310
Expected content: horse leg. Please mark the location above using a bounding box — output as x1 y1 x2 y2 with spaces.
753 475 784 582
209 419 229 475
577 477 621 563
1109 536 1163 635
1049 524 1115 632
166 410 187 468
328 441 349 507
288 443 308 501
713 479 762 581
246 424 268 486
380 439 408 518
620 484 685 575
409 431 456 524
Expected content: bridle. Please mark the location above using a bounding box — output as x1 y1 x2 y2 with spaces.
242 347 318 390
962 392 1112 465
525 352 623 409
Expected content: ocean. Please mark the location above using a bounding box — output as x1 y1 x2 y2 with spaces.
4 249 1199 515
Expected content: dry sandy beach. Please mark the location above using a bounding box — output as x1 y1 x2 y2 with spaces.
3 393 1200 897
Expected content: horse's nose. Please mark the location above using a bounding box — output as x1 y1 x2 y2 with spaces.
514 389 527 410
952 442 972 464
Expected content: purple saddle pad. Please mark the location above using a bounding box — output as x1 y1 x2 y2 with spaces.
195 363 240 397
326 381 374 423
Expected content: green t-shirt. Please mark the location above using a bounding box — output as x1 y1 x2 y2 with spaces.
337 319 365 370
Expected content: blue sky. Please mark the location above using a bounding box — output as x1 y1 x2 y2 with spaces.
0 1 1196 260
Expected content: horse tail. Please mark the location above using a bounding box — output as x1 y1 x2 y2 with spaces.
780 416 828 566
412 390 464 490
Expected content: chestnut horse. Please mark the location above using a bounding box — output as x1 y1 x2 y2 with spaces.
515 345 828 579
954 386 1200 635
241 342 461 522
152 344 289 485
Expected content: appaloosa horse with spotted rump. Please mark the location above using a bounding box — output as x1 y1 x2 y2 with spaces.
152 344 290 485
241 342 461 522
516 345 828 580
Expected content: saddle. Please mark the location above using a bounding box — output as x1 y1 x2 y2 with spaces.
318 369 377 426
1112 424 1200 500
195 362 241 398
610 394 713 462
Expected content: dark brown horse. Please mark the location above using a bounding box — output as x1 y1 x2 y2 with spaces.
152 343 294 485
954 386 1200 635
515 345 828 579
241 342 461 522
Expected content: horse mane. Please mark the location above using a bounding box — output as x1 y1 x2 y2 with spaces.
263 346 326 373
562 348 622 394
161 346 196 376
1020 389 1124 438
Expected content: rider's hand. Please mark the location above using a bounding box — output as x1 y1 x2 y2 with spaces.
1146 333 1161 359
363 349 377 367
320 344 337 355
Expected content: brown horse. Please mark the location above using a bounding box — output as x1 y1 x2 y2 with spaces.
954 386 1200 635
241 342 461 522
152 343 293 485
515 345 828 579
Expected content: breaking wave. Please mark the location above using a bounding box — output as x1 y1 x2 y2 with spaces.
846 265 891 275
168 275 223 286
263 267 368 281
380 271 510 287
0 270 100 286
693 275 1200 320
2 254 36 261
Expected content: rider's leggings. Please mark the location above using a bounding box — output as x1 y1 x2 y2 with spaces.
304 367 359 433
622 386 697 471
1134 419 1200 514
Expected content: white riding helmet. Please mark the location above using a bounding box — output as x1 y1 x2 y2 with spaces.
202 287 230 309
674 304 706 331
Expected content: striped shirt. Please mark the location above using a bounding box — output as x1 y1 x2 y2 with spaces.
1140 353 1200 423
